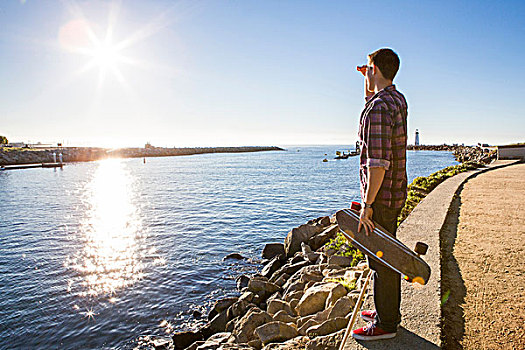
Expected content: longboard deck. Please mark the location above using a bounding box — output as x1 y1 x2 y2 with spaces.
336 208 431 285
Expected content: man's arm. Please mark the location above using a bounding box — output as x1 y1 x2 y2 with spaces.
358 167 386 235
358 101 393 235
365 167 386 205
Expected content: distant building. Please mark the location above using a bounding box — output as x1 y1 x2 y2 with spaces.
497 144 525 160
8 142 25 148
415 129 420 146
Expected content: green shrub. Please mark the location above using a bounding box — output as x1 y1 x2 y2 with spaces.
325 232 365 266
397 161 484 225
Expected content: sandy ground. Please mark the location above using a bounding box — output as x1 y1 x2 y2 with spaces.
442 163 525 349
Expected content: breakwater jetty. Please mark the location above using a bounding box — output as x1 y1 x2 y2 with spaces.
0 146 284 166
407 144 496 164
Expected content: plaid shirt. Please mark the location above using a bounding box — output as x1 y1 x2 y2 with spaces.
358 85 408 209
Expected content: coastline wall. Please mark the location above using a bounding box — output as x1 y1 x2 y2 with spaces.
0 146 284 166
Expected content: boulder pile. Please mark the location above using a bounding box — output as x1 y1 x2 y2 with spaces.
406 144 497 164
172 215 368 350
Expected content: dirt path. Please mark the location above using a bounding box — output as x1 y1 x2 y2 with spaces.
441 163 525 349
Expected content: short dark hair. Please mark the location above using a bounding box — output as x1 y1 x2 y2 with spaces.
368 48 400 81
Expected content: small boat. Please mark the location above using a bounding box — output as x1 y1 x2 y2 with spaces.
334 150 359 159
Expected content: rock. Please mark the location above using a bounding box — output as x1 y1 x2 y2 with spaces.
271 261 309 282
297 315 315 328
236 275 250 291
185 341 205 350
315 253 328 265
238 291 256 304
305 329 345 350
356 260 368 270
327 255 353 267
225 316 239 332
324 248 337 257
301 242 312 255
247 339 262 350
345 269 360 281
321 265 343 276
255 321 299 345
306 252 320 263
273 273 289 287
172 330 202 350
325 283 347 308
283 290 303 303
266 291 282 305
311 306 333 323
193 310 202 318
261 336 309 350
296 283 339 316
261 255 284 279
284 224 325 258
327 296 355 319
308 225 339 251
298 318 320 336
300 270 324 283
248 279 281 297
208 297 238 320
215 297 239 313
304 280 317 290
224 253 246 261
227 299 254 319
306 317 348 337
282 280 305 296
319 216 331 227
267 299 294 316
262 243 285 259
289 298 300 312
151 337 172 350
290 254 306 265
199 332 232 348
273 310 298 324
231 308 272 344
202 310 229 338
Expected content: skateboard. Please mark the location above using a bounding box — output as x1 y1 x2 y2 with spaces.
337 202 431 349
336 202 431 285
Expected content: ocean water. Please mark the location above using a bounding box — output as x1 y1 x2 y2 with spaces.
0 146 457 349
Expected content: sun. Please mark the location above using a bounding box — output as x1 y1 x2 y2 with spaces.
91 43 120 69
57 0 185 94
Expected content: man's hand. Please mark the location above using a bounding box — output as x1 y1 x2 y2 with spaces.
364 77 374 99
358 207 375 236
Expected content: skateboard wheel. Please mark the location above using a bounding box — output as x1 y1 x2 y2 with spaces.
350 201 362 211
414 242 428 256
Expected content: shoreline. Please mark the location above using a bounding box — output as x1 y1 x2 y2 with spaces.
0 146 285 166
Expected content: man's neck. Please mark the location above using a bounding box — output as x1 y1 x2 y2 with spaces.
374 80 393 93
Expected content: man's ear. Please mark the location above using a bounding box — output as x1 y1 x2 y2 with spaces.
373 65 385 79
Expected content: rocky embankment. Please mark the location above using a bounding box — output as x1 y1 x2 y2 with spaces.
162 215 367 350
407 144 496 164
0 146 284 166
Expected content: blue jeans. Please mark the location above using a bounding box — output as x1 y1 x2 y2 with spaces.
367 202 402 333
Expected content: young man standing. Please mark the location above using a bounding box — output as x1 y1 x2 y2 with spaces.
352 48 408 340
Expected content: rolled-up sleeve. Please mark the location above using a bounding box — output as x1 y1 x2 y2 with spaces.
363 101 392 170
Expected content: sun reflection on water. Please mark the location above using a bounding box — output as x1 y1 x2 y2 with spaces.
65 159 144 297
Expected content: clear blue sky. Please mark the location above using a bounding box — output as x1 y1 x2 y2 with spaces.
1 0 524 147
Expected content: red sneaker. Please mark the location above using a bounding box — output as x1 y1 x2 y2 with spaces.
360 310 377 322
352 322 397 341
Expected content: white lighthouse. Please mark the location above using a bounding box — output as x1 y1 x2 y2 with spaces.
415 129 420 146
